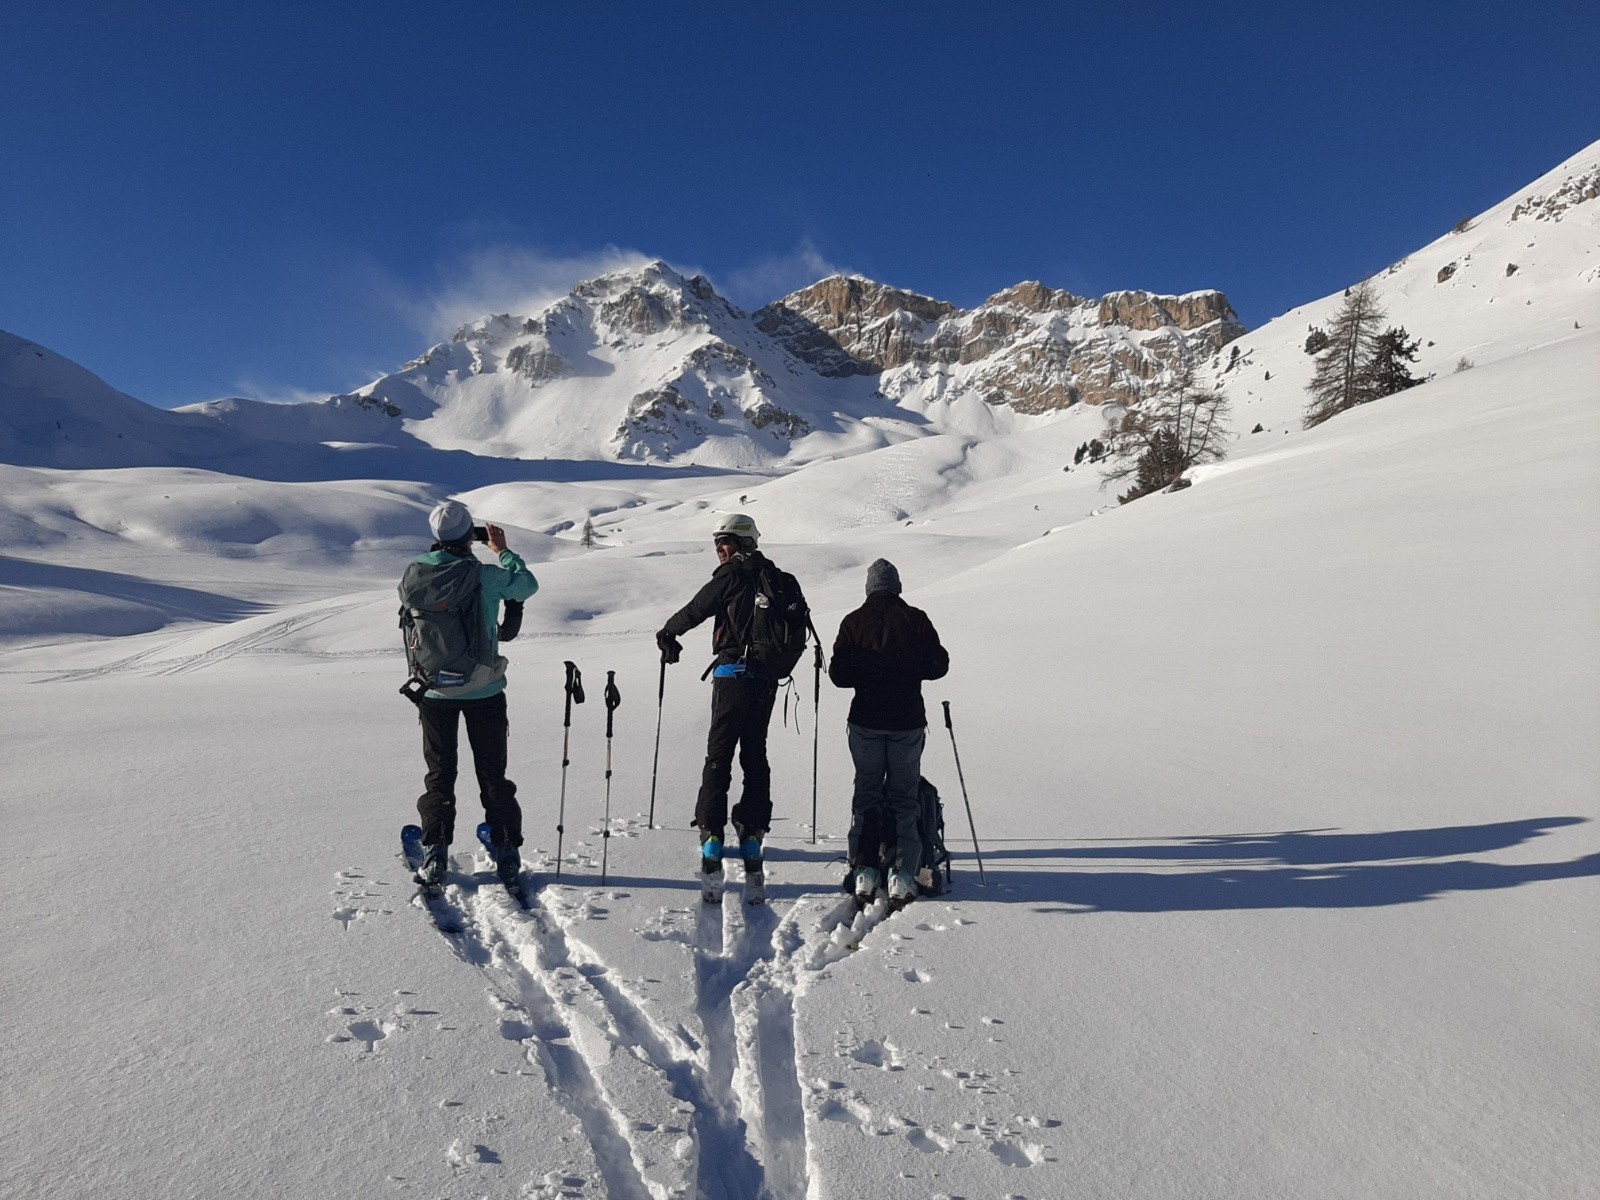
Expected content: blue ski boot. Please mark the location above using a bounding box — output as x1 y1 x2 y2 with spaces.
700 835 724 904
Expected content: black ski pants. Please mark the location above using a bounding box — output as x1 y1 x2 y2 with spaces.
416 691 521 849
694 675 779 841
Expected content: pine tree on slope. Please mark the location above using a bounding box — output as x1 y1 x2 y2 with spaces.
1366 326 1424 399
1103 361 1232 503
1304 280 1387 429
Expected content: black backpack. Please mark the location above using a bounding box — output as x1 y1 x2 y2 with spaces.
851 777 955 895
743 562 811 680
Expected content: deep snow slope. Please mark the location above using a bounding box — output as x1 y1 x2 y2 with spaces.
2 142 1597 1200
0 331 250 469
1201 137 1599 441
2 320 1596 1199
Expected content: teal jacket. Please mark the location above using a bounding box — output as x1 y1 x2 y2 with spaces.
415 547 539 701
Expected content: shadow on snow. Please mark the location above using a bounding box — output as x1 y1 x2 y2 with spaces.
960 817 1600 913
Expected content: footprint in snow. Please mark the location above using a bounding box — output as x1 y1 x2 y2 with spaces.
815 1093 873 1128
446 1138 502 1168
988 1137 1048 1167
342 1018 392 1053
330 866 390 927
847 1038 905 1070
499 1015 536 1042
901 1124 954 1154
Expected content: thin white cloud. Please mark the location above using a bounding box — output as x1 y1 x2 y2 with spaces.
401 245 655 340
226 377 334 406
717 241 856 310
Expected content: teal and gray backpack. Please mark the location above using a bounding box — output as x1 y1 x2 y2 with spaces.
397 556 505 702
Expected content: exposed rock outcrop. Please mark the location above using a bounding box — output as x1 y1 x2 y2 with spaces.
504 344 567 384
758 274 1243 409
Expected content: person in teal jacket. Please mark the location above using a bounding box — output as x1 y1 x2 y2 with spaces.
413 500 539 886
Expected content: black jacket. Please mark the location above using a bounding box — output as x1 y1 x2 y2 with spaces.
661 551 777 669
829 593 949 731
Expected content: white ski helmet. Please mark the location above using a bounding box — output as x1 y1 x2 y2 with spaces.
712 512 759 547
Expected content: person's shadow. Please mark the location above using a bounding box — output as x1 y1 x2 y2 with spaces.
958 817 1600 913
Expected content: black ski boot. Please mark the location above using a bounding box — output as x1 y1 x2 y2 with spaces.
416 842 448 890
494 841 522 887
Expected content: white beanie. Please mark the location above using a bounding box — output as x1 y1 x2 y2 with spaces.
429 500 474 543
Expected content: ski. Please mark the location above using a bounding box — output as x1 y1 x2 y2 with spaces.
476 822 531 908
743 866 766 906
700 861 724 904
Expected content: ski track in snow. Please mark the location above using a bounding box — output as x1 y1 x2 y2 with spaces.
26 599 373 682
395 838 934 1200
0 610 662 682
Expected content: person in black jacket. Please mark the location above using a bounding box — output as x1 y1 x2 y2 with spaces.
829 558 949 906
656 513 796 897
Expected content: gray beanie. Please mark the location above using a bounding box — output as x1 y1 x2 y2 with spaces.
428 500 474 543
865 558 901 596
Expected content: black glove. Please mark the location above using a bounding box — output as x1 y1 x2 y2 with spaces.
497 599 524 642
656 630 682 664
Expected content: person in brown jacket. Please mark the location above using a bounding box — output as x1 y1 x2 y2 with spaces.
829 558 949 906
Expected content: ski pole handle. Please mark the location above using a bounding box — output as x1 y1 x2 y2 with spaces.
564 661 585 704
942 699 953 729
604 670 620 737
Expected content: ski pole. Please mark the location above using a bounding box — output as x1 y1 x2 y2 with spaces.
810 628 823 845
647 653 666 829
600 670 621 884
941 700 987 885
555 661 585 878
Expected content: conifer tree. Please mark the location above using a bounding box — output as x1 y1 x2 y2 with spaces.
1102 361 1232 503
580 518 598 549
1304 280 1387 428
1366 327 1423 398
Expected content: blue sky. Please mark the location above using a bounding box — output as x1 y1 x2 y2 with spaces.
3 1 1594 408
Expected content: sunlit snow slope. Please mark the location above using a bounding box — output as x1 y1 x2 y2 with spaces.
1 141 1596 1200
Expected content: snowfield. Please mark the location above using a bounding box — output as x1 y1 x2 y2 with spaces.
1 144 1597 1200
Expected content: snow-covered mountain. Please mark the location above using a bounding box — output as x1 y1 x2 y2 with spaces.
8 138 1595 485
179 263 1244 469
1198 140 1599 436
0 331 252 470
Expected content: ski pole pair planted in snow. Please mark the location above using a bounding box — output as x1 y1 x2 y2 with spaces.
553 662 624 881
647 626 825 842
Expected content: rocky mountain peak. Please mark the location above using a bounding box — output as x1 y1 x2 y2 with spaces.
751 272 1244 410
982 280 1085 312
1097 289 1240 333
